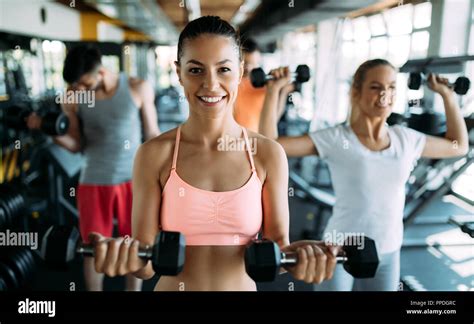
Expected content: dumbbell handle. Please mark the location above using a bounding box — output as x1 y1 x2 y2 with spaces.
76 244 153 259
280 252 348 265
264 71 300 81
415 73 470 94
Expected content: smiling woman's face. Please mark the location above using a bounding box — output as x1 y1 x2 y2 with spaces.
353 65 397 120
175 34 243 115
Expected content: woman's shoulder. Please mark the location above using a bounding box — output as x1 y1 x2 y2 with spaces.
310 123 347 136
245 129 287 166
308 123 348 146
136 128 177 167
246 129 283 149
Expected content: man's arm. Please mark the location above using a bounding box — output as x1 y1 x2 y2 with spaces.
136 80 160 141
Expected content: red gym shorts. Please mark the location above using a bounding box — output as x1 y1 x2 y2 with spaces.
77 181 132 244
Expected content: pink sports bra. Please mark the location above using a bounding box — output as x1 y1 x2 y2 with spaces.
160 125 263 246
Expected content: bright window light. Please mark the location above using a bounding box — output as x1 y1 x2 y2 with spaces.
342 19 353 41
353 16 371 41
388 34 411 67
410 31 430 59
413 2 432 29
370 37 388 58
451 163 474 202
368 14 386 36
384 4 413 36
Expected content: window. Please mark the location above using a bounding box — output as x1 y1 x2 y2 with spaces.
41 40 66 91
411 31 430 59
463 4 474 116
469 23 474 55
273 30 317 121
413 2 432 29
342 20 353 41
155 45 179 90
353 17 371 41
368 14 386 36
330 2 432 122
388 34 411 67
370 37 388 58
102 55 120 74
384 5 413 36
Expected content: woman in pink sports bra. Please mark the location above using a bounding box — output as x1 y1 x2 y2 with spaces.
89 16 339 291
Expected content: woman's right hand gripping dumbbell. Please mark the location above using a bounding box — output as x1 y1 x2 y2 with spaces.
88 233 149 278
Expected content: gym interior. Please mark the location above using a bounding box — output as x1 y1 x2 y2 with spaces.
0 0 473 303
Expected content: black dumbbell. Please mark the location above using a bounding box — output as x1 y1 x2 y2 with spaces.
408 72 470 95
4 248 36 289
40 112 69 135
0 247 36 291
250 65 311 88
293 82 303 93
387 112 406 126
0 276 7 291
0 259 20 290
4 107 69 136
245 236 379 282
0 205 7 228
0 191 25 228
41 225 186 276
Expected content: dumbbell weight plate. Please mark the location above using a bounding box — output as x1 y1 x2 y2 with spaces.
387 112 406 126
244 239 281 282
4 192 23 225
55 113 70 135
13 251 29 286
23 248 36 271
0 261 20 290
5 194 16 224
250 68 267 88
0 276 7 291
42 225 81 270
20 249 36 284
295 65 310 83
342 236 379 278
408 73 422 90
15 249 32 285
151 231 186 275
41 112 69 136
0 198 12 226
0 205 7 228
12 193 25 218
3 193 21 225
454 77 470 95
1 249 28 289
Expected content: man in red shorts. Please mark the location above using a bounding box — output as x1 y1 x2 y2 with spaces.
28 45 160 291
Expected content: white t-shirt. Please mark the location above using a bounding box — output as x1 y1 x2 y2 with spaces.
309 124 426 254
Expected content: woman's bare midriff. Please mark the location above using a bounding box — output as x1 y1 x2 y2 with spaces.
154 245 257 291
